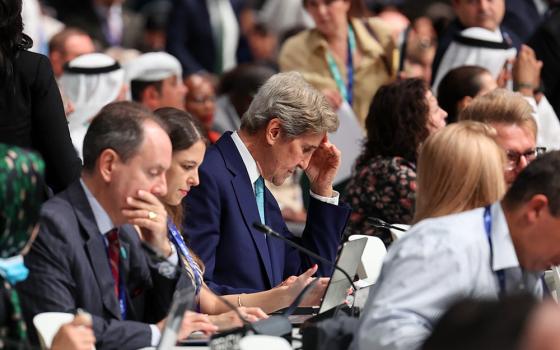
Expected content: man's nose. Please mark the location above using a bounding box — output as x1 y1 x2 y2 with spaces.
152 173 168 196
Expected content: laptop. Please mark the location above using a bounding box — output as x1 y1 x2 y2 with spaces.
287 237 367 324
156 284 196 349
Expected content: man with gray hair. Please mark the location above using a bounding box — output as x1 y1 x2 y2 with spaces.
183 72 351 295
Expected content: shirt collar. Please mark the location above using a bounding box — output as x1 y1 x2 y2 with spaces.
231 131 261 189
490 202 520 271
80 179 115 235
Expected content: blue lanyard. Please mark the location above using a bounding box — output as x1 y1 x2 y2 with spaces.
483 206 506 297
326 24 356 106
167 219 203 295
118 278 127 320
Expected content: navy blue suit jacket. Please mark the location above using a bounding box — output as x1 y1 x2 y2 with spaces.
18 181 185 350
165 0 248 76
183 132 351 295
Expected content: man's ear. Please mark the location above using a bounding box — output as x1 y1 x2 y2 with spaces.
49 51 63 76
140 85 160 110
98 149 120 183
264 118 282 146
458 95 473 112
525 194 549 224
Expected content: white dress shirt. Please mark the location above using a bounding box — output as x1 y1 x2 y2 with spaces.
353 202 543 350
230 131 339 205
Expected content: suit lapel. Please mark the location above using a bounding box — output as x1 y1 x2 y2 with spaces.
67 182 122 320
218 133 274 287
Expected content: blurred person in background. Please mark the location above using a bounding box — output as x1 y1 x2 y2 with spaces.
343 78 447 245
214 63 275 133
184 74 221 144
45 0 144 49
127 51 187 111
279 0 396 128
0 0 81 194
399 17 437 82
432 0 521 83
0 144 95 350
137 0 172 52
59 53 127 158
48 28 96 79
166 0 248 76
437 65 497 124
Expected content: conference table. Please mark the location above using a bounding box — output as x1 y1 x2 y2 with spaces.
138 286 372 350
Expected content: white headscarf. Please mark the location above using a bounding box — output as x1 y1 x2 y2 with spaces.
432 27 517 93
59 53 125 158
125 51 183 83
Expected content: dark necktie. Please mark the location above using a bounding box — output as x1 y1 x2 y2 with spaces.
106 229 120 298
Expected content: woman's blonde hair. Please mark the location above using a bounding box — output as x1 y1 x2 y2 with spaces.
413 121 507 223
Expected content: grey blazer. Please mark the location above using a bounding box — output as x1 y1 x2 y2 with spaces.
17 181 185 350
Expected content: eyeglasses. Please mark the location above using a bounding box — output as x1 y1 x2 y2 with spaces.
186 95 216 104
505 147 547 171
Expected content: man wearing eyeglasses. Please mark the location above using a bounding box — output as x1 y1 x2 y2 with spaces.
460 88 544 185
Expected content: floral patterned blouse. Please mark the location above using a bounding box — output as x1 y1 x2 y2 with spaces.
343 155 416 246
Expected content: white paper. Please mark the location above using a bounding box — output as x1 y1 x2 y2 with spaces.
329 101 365 185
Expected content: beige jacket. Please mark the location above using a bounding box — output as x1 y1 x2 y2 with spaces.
279 17 397 128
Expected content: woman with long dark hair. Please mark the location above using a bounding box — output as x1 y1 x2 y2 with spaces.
0 0 81 194
344 78 447 245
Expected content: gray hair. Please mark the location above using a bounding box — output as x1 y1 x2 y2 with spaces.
240 72 339 137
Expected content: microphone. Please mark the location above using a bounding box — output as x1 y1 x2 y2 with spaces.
252 222 357 292
367 217 407 232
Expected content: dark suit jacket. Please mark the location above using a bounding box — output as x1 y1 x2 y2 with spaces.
529 9 560 118
183 132 351 295
165 0 248 76
50 1 144 49
0 50 81 193
17 181 184 350
503 0 543 42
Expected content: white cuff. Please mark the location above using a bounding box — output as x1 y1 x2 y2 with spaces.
150 324 161 346
309 190 339 206
166 243 179 266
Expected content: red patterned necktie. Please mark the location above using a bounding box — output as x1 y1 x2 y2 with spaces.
106 229 120 298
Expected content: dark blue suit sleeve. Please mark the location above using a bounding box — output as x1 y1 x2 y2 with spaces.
283 196 351 278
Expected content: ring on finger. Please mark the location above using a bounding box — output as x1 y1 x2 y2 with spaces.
148 211 158 220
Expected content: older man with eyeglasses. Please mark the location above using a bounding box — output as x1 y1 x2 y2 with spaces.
460 88 545 185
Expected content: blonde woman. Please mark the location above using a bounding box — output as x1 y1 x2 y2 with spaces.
413 121 507 223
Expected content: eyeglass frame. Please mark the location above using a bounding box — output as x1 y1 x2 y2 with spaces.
504 147 547 171
185 95 216 104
